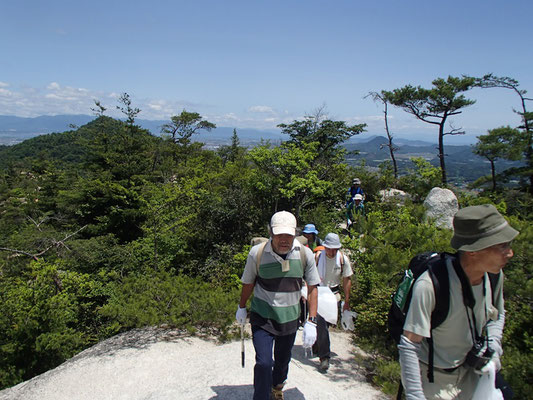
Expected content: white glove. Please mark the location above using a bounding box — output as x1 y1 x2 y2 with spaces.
341 309 357 331
479 354 501 375
236 306 247 325
302 321 317 348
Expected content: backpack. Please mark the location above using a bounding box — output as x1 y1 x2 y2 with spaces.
388 251 501 396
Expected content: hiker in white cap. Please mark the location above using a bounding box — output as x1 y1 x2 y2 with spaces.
236 211 321 400
313 232 354 372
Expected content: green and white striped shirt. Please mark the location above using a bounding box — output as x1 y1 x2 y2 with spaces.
241 239 320 335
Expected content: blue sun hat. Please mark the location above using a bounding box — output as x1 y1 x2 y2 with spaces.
302 224 319 235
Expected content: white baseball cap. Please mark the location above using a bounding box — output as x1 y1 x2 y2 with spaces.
270 211 297 236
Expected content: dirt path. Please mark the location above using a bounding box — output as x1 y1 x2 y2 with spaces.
0 327 389 400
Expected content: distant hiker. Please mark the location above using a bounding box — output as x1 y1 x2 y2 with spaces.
346 193 365 227
302 223 324 251
352 194 365 216
399 204 518 399
346 179 365 230
236 211 320 400
346 178 365 205
313 233 354 372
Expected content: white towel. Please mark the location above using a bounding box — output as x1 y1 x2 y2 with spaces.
317 250 341 286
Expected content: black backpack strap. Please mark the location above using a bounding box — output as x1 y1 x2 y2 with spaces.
426 253 452 383
488 272 501 304
428 254 451 328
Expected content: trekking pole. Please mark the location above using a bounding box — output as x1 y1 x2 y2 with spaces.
241 324 245 368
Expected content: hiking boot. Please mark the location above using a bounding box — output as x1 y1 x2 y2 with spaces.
319 357 329 372
271 383 285 400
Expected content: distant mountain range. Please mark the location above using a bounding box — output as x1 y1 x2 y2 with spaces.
0 114 523 186
0 114 473 147
345 135 523 184
0 114 285 146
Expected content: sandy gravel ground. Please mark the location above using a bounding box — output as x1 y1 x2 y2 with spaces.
0 327 389 400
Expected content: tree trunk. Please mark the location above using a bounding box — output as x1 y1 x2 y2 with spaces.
518 95 533 193
438 121 447 185
490 159 497 191
383 102 398 180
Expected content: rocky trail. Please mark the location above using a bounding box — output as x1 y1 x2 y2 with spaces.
0 327 389 400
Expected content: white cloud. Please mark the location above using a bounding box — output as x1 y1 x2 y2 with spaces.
1 81 291 129
47 82 61 90
0 82 382 131
248 105 275 113
223 113 239 120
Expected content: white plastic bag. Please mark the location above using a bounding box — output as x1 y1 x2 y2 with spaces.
317 286 338 325
341 309 357 331
472 362 503 400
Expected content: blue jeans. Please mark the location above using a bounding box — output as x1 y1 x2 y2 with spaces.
252 325 297 400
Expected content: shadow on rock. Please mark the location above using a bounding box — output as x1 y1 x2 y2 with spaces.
209 385 305 399
292 343 368 384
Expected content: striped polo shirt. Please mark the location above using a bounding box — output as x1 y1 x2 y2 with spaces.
241 239 320 336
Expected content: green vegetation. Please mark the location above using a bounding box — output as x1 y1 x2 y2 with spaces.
0 95 531 399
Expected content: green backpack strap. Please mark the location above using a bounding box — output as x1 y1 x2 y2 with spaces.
255 240 307 275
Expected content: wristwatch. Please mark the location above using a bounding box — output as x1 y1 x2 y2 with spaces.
308 316 317 324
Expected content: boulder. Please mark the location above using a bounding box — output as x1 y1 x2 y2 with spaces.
423 187 458 229
378 188 410 204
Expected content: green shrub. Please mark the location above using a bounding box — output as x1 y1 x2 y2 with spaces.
99 269 239 338
0 261 106 389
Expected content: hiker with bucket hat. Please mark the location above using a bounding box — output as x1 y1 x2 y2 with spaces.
302 223 323 251
399 204 519 399
313 232 354 373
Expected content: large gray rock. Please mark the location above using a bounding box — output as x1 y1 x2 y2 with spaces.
423 187 458 229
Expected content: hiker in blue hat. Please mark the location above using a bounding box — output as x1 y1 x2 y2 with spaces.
302 223 323 251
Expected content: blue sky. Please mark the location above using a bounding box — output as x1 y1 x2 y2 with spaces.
1 0 532 143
